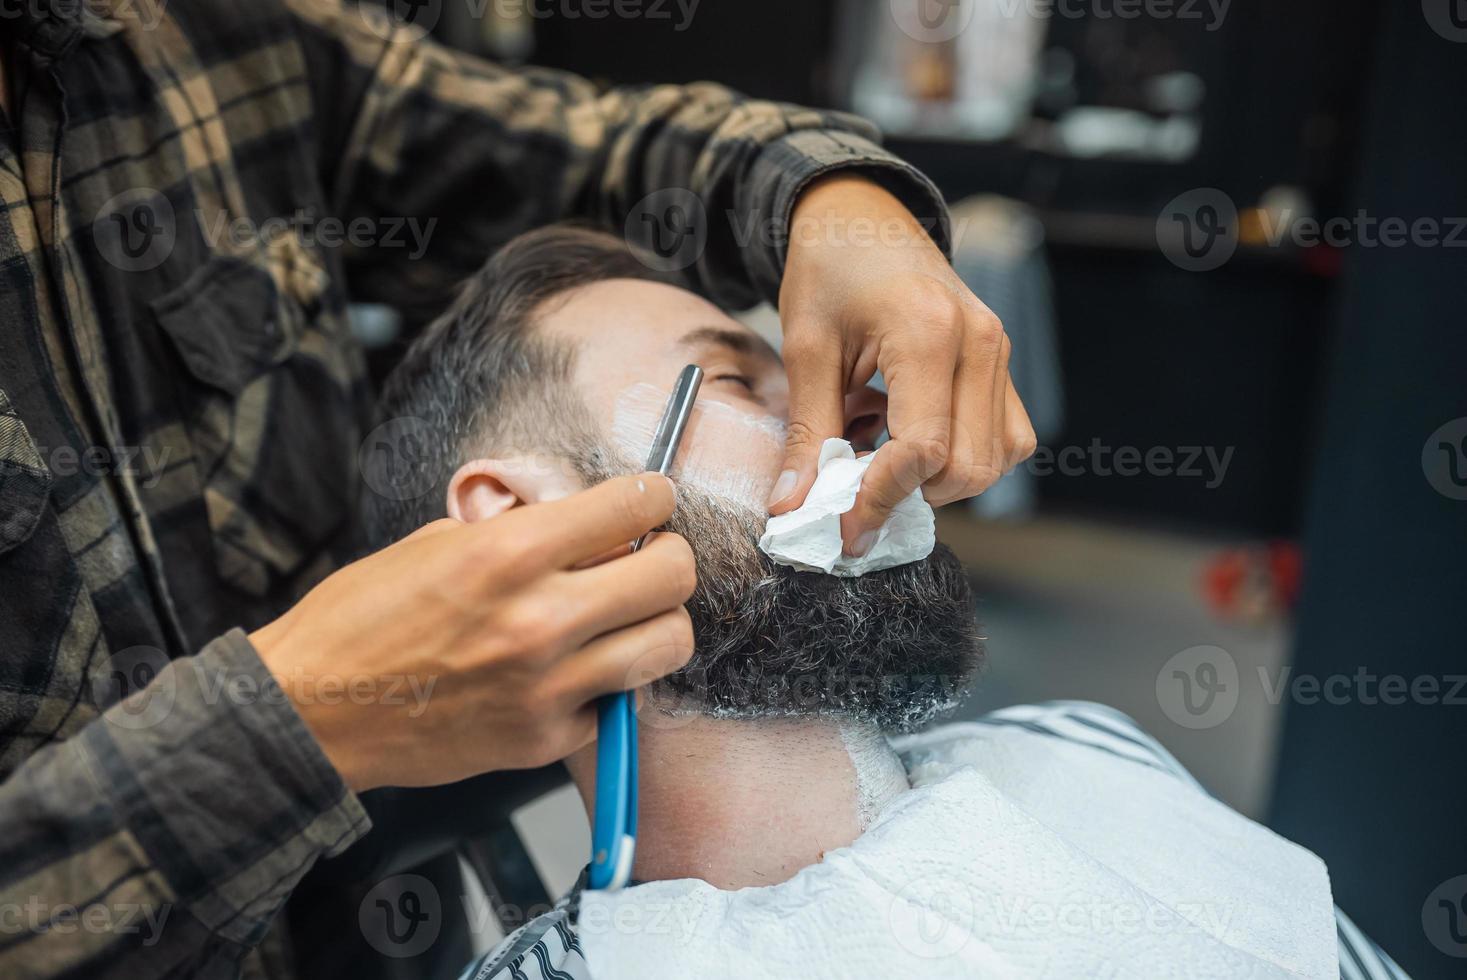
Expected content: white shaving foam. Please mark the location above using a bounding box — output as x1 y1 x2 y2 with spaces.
838 722 910 830
611 382 786 509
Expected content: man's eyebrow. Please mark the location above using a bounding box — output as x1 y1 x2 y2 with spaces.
677 325 780 361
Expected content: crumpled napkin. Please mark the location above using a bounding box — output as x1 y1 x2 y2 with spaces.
757 438 935 576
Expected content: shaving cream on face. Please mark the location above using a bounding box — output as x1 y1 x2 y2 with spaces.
611 383 786 509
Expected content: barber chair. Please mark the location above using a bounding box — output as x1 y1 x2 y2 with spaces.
288 765 571 979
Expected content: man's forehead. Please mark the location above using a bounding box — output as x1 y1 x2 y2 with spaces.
676 324 780 363
538 277 770 356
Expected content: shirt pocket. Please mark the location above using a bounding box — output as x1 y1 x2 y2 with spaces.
0 388 106 773
151 237 362 598
0 388 53 553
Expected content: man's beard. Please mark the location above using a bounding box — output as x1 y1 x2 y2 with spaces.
584 449 984 731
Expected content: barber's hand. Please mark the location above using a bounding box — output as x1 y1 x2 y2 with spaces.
771 175 1037 555
248 474 695 791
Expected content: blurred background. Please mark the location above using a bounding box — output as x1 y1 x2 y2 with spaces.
355 2 1465 977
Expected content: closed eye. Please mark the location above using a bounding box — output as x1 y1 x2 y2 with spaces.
713 373 755 392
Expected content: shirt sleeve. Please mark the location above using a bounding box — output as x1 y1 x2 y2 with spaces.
283 0 950 321
0 629 370 977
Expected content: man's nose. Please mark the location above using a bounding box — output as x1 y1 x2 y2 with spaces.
843 386 888 452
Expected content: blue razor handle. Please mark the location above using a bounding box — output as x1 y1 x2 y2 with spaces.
589 364 702 891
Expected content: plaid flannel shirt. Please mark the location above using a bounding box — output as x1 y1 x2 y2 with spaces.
0 1 949 977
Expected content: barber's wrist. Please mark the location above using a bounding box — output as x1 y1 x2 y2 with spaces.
791 171 908 216
249 616 376 793
788 173 931 251
743 130 951 301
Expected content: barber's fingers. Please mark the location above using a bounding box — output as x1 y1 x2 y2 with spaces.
490 473 676 570
770 325 848 515
924 324 1010 506
840 338 957 554
539 703 600 762
560 533 697 647
570 541 632 571
1004 380 1037 472
555 608 696 705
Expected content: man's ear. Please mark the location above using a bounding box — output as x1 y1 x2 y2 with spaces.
446 456 584 523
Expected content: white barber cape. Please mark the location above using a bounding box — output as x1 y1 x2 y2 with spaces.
460 702 1410 980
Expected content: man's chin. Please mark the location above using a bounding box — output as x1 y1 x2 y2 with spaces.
657 537 985 731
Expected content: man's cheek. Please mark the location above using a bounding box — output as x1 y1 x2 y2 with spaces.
611 382 785 508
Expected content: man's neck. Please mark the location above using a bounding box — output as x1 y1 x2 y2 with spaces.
567 714 908 890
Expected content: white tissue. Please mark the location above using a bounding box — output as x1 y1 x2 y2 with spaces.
758 438 935 576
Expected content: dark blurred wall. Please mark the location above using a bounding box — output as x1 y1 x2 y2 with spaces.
483 8 1464 969
1267 4 1467 979
526 0 1382 537
528 0 837 102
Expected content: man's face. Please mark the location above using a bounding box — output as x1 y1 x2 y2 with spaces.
539 278 792 508
537 278 981 729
